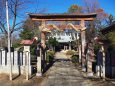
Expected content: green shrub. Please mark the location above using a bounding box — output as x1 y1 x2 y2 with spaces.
71 55 79 63
66 50 75 55
46 50 55 63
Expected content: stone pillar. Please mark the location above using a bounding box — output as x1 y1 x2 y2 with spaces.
78 45 81 63
36 48 42 76
14 51 18 65
65 46 67 50
96 65 100 77
2 51 6 66
101 45 105 79
23 52 26 66
86 50 93 77
24 46 30 80
0 51 1 65
80 20 86 71
64 45 66 50
19 52 23 65
21 52 23 65
69 42 71 50
96 49 103 78
87 43 94 77
7 52 14 65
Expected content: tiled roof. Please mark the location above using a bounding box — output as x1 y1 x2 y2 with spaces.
101 23 115 34
28 13 97 21
20 39 36 45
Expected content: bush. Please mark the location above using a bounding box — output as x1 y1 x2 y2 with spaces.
46 50 55 63
71 55 79 63
66 50 75 55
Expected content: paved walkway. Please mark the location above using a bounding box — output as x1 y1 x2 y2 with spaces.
41 52 114 86
54 51 71 60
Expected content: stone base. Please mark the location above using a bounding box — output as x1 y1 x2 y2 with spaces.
36 72 42 76
82 68 86 72
0 65 20 74
20 66 32 75
0 65 32 75
87 72 93 77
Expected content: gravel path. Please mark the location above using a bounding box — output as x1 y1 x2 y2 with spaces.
42 52 114 86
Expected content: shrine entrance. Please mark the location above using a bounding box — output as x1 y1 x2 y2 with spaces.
28 13 97 76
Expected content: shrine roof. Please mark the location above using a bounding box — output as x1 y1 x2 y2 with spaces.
20 40 34 45
101 22 115 34
28 13 97 21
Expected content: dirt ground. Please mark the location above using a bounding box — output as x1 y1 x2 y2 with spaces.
0 74 44 86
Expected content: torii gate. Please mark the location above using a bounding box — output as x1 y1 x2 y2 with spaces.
28 13 97 76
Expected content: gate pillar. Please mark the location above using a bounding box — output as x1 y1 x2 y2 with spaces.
80 20 86 71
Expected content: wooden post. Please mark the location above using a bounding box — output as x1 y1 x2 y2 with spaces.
36 20 46 76
80 20 86 71
41 20 46 49
77 33 81 63
41 32 46 48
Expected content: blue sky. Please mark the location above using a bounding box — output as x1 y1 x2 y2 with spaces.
27 0 115 15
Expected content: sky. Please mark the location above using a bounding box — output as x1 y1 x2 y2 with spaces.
0 0 115 40
9 0 115 37
27 0 115 16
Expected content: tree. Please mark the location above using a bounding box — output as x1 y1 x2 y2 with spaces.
0 0 38 46
102 30 115 50
20 19 34 40
0 0 24 34
20 18 40 39
83 0 108 28
68 4 82 13
81 0 109 42
12 18 40 48
105 14 115 25
48 37 59 51
19 18 41 55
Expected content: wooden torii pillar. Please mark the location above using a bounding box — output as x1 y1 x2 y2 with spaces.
80 20 86 71
36 20 49 76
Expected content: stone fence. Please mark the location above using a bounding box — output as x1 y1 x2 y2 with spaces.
0 50 32 75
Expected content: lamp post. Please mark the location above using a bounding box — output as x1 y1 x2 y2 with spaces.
6 0 12 80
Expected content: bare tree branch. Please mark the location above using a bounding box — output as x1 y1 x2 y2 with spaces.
0 21 7 34
10 0 17 33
